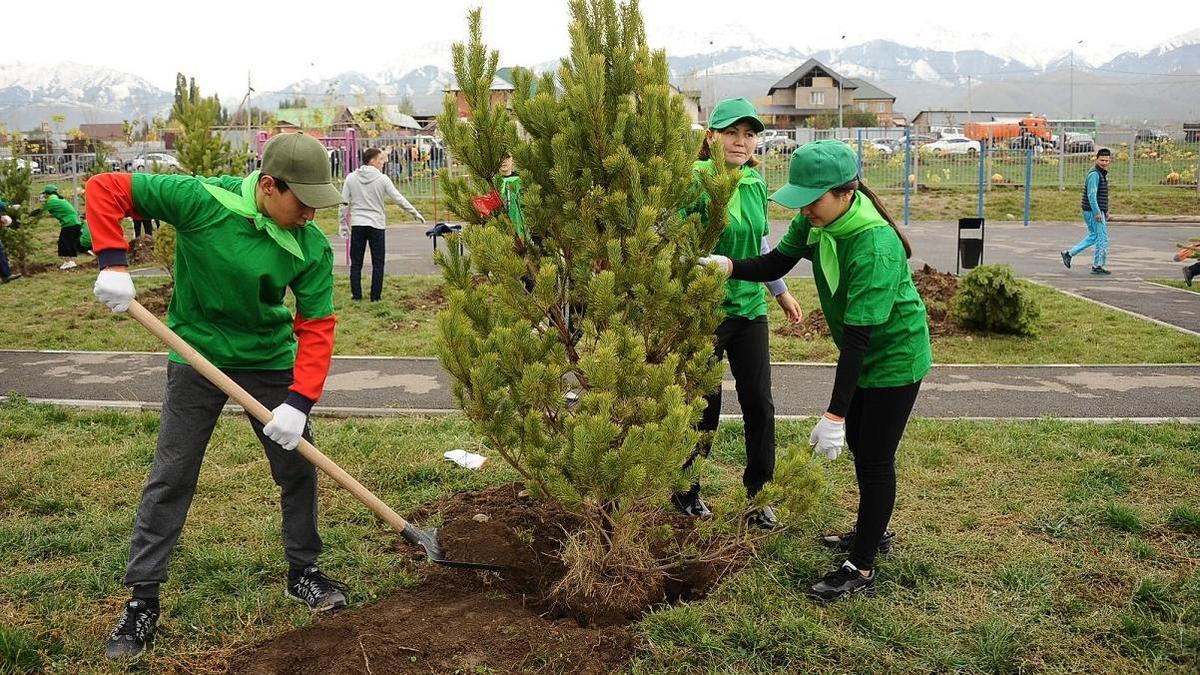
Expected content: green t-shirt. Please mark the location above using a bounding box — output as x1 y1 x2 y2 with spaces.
131 173 335 371
687 160 772 319
45 194 81 227
776 194 932 387
499 174 525 236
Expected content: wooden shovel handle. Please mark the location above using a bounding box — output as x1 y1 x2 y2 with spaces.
126 300 411 534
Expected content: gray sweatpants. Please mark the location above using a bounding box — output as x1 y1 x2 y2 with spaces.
124 361 322 588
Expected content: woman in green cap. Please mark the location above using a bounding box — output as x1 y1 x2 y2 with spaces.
40 184 84 269
702 139 931 600
677 97 802 529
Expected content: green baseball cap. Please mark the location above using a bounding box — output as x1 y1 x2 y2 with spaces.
769 140 859 209
260 133 344 209
708 97 765 132
41 184 60 195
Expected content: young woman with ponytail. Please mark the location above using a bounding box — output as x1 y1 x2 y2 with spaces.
701 139 931 601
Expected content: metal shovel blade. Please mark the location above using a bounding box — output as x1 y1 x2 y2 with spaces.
401 522 507 571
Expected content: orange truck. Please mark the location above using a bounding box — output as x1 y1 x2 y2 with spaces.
964 117 1052 143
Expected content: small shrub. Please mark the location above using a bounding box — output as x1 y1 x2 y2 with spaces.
1101 503 1143 532
951 264 1040 335
152 222 176 280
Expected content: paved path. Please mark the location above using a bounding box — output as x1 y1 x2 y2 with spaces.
2 351 1197 421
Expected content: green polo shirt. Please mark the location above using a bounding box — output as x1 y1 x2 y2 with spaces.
688 160 771 319
776 194 932 387
45 194 81 227
131 173 335 370
498 175 525 236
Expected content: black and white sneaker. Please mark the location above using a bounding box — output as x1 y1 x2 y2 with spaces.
286 566 348 612
1060 250 1072 269
745 505 780 530
819 530 894 555
670 487 712 517
104 599 158 660
807 561 876 602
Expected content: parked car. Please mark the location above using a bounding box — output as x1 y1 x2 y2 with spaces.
839 137 893 155
923 137 981 155
757 131 797 154
5 158 42 174
1055 133 1096 154
129 153 182 172
1134 128 1168 143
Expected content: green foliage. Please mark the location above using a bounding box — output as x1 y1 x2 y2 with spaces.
175 80 233 177
951 264 1041 335
433 0 775 535
152 222 176 280
0 160 35 270
808 110 879 129
83 141 116 180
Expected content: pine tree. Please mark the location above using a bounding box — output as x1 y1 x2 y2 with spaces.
435 0 819 614
175 81 234 177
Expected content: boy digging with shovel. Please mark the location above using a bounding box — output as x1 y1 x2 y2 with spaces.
86 132 346 660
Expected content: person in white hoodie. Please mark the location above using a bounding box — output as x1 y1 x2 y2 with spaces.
339 147 425 301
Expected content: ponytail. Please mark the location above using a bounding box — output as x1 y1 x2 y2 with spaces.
831 178 912 258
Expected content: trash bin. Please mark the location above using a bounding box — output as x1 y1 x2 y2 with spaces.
959 238 983 269
957 217 985 274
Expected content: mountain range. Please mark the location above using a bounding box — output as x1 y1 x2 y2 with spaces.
2 30 1198 131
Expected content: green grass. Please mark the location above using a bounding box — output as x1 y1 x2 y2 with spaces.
3 272 1199 365
0 401 1197 673
1150 278 1200 294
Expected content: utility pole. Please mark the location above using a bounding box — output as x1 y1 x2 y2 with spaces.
966 75 972 119
1069 52 1074 119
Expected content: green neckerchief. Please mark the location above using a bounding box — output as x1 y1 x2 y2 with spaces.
806 191 889 294
200 171 305 260
693 160 764 225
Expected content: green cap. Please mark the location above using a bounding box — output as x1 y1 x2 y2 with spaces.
260 133 344 209
769 140 859 209
41 184 60 195
707 97 764 132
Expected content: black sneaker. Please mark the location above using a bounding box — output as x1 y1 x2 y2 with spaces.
1 273 20 283
1060 250 1072 269
104 599 158 660
286 566 348 612
807 561 876 602
1184 266 1195 287
670 488 712 517
745 505 780 530
819 530 894 555
1090 266 1111 275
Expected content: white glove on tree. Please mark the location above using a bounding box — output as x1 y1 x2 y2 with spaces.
94 269 136 313
809 413 846 460
697 254 732 277
263 403 307 451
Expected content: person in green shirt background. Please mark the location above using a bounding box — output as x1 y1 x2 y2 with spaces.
676 98 802 529
40 184 84 269
87 132 348 659
702 139 931 600
498 153 526 238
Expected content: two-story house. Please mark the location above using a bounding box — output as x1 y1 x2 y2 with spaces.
756 59 897 128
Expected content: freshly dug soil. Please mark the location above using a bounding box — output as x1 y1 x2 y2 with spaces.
774 264 963 339
137 283 173 316
126 234 157 265
399 284 448 312
229 483 737 674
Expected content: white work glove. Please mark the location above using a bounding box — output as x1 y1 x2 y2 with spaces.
809 413 846 460
94 269 137 313
263 403 307 451
337 223 350 238
0 215 11 227
697 254 732 277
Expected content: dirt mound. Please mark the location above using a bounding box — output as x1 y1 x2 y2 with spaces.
126 235 157 265
774 264 964 340
399 285 448 311
137 283 173 316
229 483 737 674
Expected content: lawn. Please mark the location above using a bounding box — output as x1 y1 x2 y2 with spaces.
3 271 1199 365
0 400 1196 673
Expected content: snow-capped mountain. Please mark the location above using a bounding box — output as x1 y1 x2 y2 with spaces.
3 27 1198 131
0 62 171 129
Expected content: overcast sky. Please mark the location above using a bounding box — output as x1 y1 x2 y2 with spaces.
5 0 1196 98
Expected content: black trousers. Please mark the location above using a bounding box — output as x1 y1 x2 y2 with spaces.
57 225 81 257
133 219 155 237
349 226 386 301
696 315 776 497
845 380 922 570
